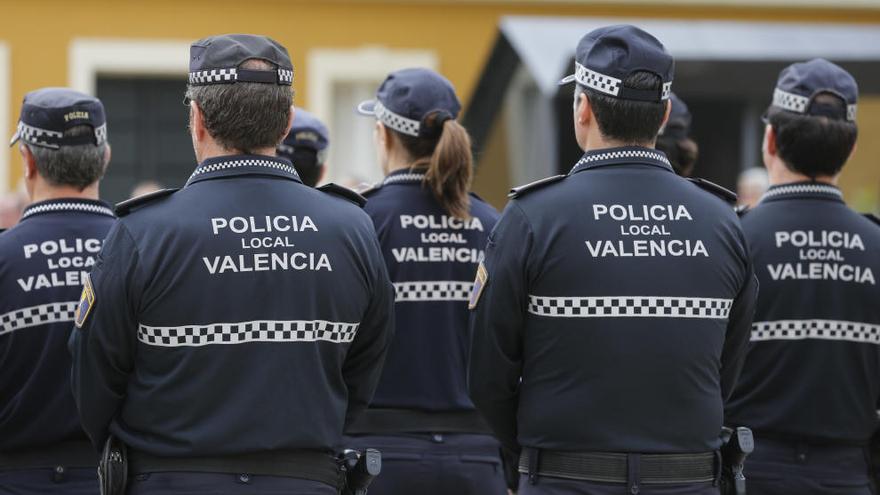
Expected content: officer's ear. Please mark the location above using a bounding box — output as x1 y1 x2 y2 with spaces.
763 123 777 158
102 144 112 173
660 99 672 129
19 144 37 181
285 106 295 139
576 91 591 126
375 121 392 151
190 100 207 141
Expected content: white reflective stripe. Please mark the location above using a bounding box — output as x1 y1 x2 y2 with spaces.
138 319 359 347
572 149 671 172
0 301 79 336
188 158 300 182
528 296 733 319
751 319 880 344
394 281 473 302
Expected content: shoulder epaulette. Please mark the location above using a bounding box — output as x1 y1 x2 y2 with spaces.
863 213 880 227
508 175 567 199
735 204 749 218
318 183 367 208
115 188 179 217
687 177 737 204
355 181 382 197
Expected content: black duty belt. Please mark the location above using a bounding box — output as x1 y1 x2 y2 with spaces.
0 440 97 470
345 408 492 435
129 449 341 488
519 449 716 484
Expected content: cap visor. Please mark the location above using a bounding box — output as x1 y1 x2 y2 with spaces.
356 100 378 116
8 131 20 147
558 74 577 86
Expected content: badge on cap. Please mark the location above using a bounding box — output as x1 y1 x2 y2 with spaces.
74 273 96 329
468 262 489 310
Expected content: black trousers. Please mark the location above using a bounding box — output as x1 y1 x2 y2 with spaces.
126 472 337 495
0 467 98 495
745 438 872 495
345 432 508 495
517 474 718 495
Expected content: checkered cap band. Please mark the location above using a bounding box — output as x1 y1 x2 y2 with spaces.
528 296 733 319
772 88 857 122
574 63 622 98
394 281 474 302
0 301 78 336
138 319 360 347
188 158 300 182
375 101 421 137
188 68 293 86
661 82 672 101
751 319 880 344
16 121 63 149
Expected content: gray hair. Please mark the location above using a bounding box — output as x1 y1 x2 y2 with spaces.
185 59 292 154
26 125 107 190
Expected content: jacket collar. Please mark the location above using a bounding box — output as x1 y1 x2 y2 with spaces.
570 146 674 175
760 181 844 204
382 167 428 186
186 154 302 186
20 198 114 222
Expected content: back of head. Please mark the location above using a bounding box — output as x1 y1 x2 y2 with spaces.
358 68 473 219
11 87 109 190
766 58 858 178
185 34 294 154
562 25 675 146
656 93 699 176
277 107 329 187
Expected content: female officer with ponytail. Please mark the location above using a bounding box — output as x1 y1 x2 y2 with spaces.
346 68 506 495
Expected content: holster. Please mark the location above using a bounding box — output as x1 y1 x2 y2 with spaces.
98 436 128 495
719 427 754 495
339 448 382 495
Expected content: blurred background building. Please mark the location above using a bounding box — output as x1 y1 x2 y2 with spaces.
1 0 880 227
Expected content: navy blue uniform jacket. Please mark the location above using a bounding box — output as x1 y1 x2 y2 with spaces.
0 199 114 451
69 155 395 456
469 147 758 454
726 182 880 445
361 168 499 412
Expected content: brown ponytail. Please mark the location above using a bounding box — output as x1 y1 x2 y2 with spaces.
393 115 474 219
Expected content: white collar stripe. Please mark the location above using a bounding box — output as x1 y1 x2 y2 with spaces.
21 201 114 219
573 149 671 172
761 183 842 201
383 173 426 185
189 158 300 182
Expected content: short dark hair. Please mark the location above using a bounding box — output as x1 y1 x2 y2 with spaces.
26 125 107 190
185 59 292 154
291 148 325 187
578 71 668 145
768 93 857 178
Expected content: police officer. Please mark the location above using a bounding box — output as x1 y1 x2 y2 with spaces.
725 59 877 495
0 88 114 494
277 108 329 187
69 34 395 495
656 93 699 177
344 68 506 494
468 25 758 495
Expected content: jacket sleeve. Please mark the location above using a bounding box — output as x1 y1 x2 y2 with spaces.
720 241 759 401
468 202 533 455
342 231 396 428
69 221 141 449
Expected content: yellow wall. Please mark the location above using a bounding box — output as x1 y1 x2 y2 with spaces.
5 0 880 195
